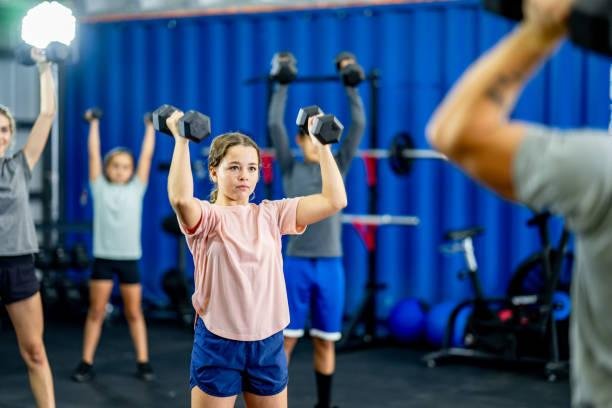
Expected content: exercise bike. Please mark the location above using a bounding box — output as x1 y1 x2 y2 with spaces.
423 212 571 381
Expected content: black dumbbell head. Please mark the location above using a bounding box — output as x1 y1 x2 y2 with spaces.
482 0 523 21
270 51 298 84
334 51 357 71
340 63 365 87
296 105 323 135
311 114 344 144
83 107 103 122
152 104 179 136
15 43 35 66
568 0 612 56
45 41 70 63
179 110 211 143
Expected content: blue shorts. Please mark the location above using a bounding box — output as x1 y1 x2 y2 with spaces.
189 318 288 397
283 256 345 341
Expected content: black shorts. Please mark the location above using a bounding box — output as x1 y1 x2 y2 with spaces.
0 255 39 305
91 258 140 284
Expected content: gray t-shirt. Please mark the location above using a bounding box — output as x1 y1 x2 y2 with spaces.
514 124 612 407
0 150 38 256
267 85 366 257
90 176 146 260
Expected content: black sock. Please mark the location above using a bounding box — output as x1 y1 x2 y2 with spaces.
315 371 333 408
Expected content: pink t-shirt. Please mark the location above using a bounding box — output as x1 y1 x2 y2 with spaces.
180 197 305 341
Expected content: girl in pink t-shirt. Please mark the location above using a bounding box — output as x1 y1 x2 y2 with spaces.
166 111 347 408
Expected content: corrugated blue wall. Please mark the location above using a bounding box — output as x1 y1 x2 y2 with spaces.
62 1 610 323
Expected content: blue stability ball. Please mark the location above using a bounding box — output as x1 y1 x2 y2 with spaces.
425 301 472 348
552 291 571 320
387 298 427 343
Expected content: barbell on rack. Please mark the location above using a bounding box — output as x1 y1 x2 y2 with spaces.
195 132 446 176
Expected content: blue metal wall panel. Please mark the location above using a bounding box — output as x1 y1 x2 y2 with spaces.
63 1 610 322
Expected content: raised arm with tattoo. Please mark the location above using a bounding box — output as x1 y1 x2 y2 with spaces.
426 0 569 198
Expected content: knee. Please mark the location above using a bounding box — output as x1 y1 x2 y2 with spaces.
20 340 47 368
123 307 143 324
87 306 107 322
313 339 335 355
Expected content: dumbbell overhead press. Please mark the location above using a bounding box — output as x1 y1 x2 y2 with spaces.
483 0 611 56
152 104 211 143
296 105 345 144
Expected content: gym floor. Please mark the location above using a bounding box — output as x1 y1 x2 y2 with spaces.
0 319 570 408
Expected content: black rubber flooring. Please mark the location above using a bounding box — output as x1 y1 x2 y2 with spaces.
0 318 570 407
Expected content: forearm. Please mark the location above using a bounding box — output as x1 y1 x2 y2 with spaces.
319 146 347 209
168 139 194 206
337 87 366 171
38 62 56 117
139 126 155 161
88 120 101 159
267 84 293 170
428 22 565 151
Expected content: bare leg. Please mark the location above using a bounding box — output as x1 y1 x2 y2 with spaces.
7 292 55 408
283 336 299 364
243 387 287 408
81 280 113 363
312 338 335 374
191 385 238 408
119 283 148 363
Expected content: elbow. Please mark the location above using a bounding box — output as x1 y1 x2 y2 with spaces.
426 113 464 159
169 196 191 212
267 120 281 133
352 116 366 134
39 108 56 120
331 196 348 212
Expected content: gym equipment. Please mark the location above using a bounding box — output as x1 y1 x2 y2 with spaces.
387 298 427 343
159 214 194 328
483 0 611 56
15 41 70 65
338 213 420 351
295 105 322 135
152 104 211 143
423 212 571 381
295 105 344 144
270 51 297 84
425 301 473 348
36 244 89 321
83 107 103 122
334 51 366 87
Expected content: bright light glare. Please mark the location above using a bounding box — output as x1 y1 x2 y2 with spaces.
21 1 76 48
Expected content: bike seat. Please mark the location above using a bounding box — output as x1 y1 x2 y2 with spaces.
444 226 484 242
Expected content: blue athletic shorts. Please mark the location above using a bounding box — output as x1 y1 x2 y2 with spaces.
283 256 345 341
189 318 288 397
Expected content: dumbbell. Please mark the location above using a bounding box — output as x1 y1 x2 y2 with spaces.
152 104 211 143
83 107 103 122
15 41 71 66
296 105 344 145
482 0 611 56
334 51 365 87
270 51 298 84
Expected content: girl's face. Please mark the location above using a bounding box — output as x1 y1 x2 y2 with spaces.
0 114 13 157
105 152 134 184
210 145 260 205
